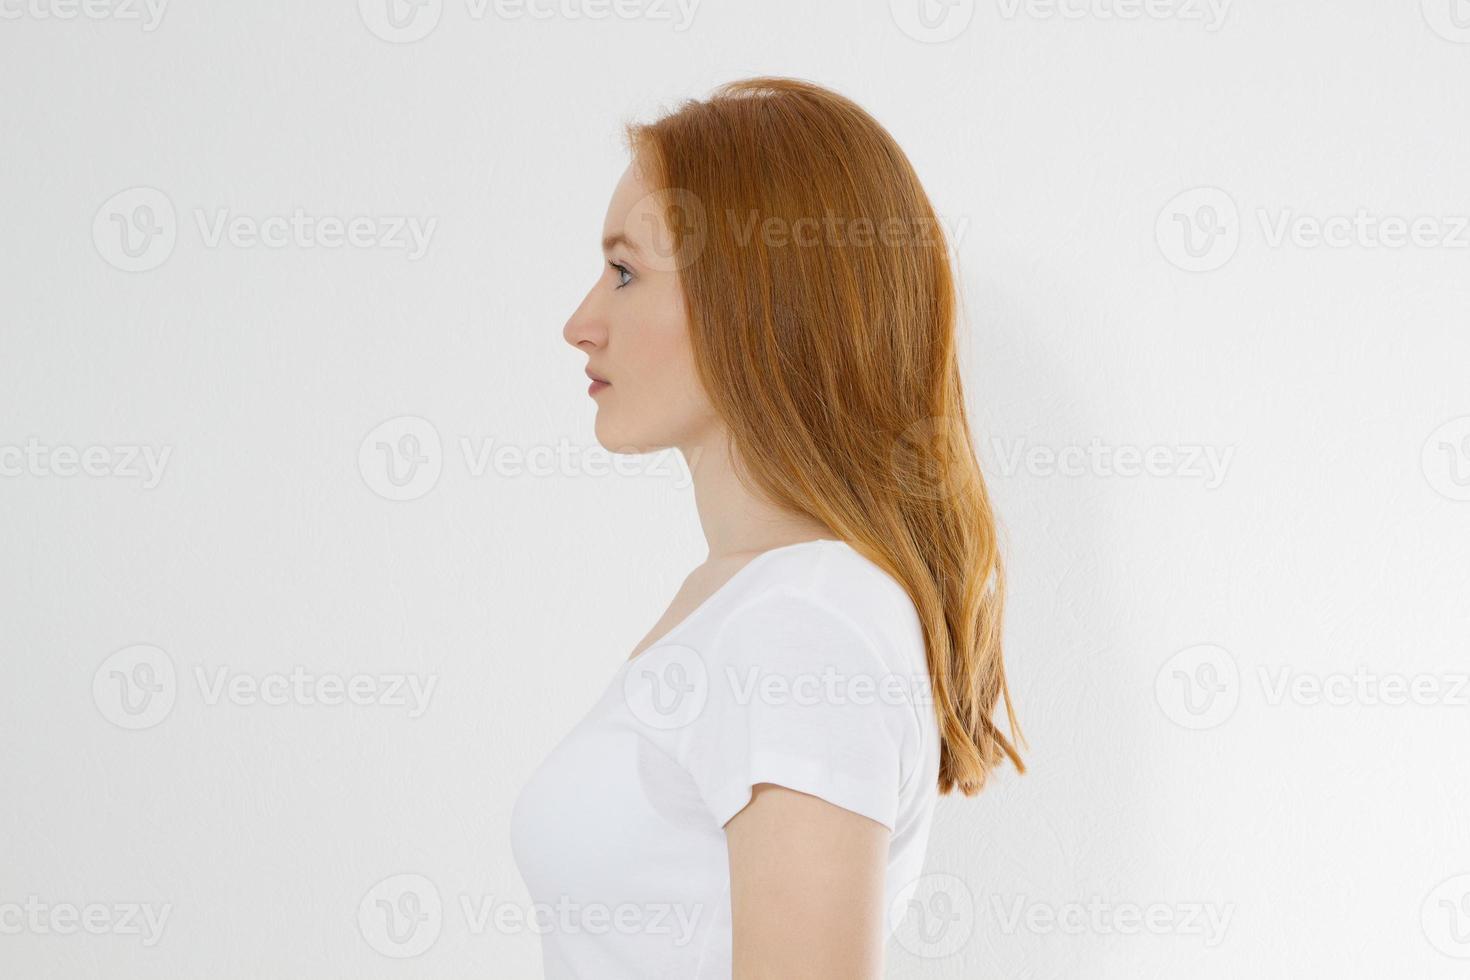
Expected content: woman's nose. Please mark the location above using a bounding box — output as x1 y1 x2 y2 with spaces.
562 286 606 351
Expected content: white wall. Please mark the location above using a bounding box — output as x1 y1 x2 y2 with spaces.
2 0 1468 976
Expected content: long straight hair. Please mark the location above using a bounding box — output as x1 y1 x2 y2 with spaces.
626 77 1024 795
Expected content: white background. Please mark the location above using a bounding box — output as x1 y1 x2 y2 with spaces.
3 0 1469 976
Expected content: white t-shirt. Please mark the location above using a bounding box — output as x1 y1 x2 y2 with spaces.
510 538 940 979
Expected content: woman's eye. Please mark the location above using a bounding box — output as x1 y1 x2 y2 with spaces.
609 261 633 289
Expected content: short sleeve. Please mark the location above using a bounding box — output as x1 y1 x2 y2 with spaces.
665 589 923 832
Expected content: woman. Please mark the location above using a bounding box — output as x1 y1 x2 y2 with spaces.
511 76 1024 979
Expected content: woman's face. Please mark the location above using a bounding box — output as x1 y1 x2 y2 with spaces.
563 158 717 455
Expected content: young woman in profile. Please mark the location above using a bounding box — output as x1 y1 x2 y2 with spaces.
511 77 1024 979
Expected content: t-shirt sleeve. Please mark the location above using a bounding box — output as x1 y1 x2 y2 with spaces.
665 588 923 832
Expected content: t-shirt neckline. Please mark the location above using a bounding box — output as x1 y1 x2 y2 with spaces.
619 537 845 672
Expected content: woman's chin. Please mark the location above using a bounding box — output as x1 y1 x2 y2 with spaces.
593 415 638 456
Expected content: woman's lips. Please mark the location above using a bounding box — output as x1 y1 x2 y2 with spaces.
585 367 610 396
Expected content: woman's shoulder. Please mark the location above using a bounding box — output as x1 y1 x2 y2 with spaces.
655 539 939 829
747 537 922 622
705 538 929 681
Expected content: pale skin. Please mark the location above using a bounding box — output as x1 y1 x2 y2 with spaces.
561 158 891 979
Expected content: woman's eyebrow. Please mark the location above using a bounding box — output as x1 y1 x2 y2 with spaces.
601 232 643 257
